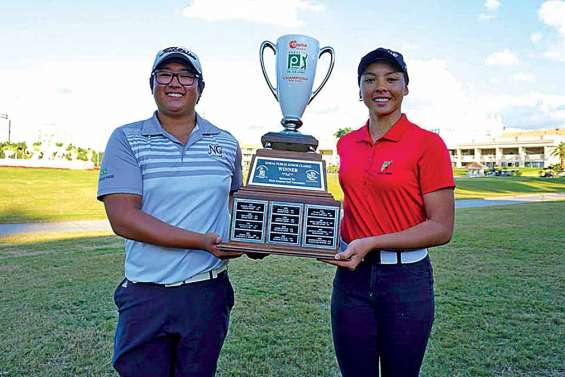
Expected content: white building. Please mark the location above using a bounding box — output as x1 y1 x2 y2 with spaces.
447 129 564 168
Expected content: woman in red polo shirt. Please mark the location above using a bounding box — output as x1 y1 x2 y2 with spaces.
325 48 455 377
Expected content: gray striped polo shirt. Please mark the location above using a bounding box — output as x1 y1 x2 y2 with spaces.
97 112 242 284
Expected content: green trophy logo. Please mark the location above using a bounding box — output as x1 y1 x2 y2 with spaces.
288 52 307 71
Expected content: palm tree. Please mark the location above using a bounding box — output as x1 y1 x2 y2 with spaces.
334 127 352 139
551 142 565 170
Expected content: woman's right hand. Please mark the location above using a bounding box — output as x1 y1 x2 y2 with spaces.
320 237 374 271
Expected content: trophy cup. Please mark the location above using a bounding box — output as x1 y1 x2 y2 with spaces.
219 34 340 259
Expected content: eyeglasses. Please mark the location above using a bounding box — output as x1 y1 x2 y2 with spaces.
153 70 199 86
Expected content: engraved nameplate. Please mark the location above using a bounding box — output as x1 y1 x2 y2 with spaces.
230 198 268 243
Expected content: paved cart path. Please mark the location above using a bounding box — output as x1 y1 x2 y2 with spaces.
0 219 112 235
1 193 564 236
455 193 565 208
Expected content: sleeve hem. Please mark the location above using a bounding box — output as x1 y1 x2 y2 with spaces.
97 188 143 201
422 184 456 195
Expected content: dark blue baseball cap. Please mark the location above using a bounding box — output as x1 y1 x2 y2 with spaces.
357 48 409 85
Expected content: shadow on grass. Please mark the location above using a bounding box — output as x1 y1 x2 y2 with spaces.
0 205 107 224
0 206 53 223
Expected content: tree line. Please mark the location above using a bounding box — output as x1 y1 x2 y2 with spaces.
0 141 103 166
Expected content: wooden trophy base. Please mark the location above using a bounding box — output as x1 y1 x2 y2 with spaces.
219 149 340 259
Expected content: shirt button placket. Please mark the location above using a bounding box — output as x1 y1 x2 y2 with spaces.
364 143 378 185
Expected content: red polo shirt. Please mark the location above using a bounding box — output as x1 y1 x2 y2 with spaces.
337 114 455 243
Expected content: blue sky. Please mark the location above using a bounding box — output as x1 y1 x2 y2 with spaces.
1 0 564 150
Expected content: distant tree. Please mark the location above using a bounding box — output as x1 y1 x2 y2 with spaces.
0 141 29 159
64 144 79 161
91 151 103 167
77 147 88 161
547 163 561 176
334 127 352 139
551 142 565 170
17 142 30 159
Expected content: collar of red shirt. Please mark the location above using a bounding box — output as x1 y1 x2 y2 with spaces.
353 113 411 144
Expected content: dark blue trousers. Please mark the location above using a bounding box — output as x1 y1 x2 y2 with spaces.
331 256 435 377
112 272 234 377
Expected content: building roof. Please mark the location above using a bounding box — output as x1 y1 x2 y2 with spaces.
501 128 565 138
448 128 565 149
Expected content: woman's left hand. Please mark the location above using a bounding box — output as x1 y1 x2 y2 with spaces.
320 237 373 271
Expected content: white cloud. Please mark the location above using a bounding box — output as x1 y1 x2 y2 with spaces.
478 0 500 21
182 0 324 27
0 59 154 150
485 0 501 11
530 32 543 43
512 72 535 82
404 59 505 145
401 59 565 145
484 92 565 129
485 49 519 66
539 0 565 35
538 1 565 61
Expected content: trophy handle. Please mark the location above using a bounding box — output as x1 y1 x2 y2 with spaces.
259 41 278 101
308 46 335 105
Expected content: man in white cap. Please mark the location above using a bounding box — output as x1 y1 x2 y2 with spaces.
97 46 243 377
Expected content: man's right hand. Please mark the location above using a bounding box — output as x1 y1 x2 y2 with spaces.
201 232 242 259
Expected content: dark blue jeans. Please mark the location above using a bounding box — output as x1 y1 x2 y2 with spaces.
112 272 234 377
331 256 434 377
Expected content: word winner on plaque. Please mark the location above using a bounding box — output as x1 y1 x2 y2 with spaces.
249 157 324 191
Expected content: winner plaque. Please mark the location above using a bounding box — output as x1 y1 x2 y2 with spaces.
219 34 339 259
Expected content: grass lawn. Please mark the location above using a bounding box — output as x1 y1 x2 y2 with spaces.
455 176 565 199
2 167 565 223
1 202 563 376
0 167 106 223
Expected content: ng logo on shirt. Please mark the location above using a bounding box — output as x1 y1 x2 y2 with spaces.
208 144 223 157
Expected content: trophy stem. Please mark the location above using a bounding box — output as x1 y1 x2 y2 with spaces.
281 118 303 132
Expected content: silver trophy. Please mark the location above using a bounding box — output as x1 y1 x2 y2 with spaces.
260 34 335 151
